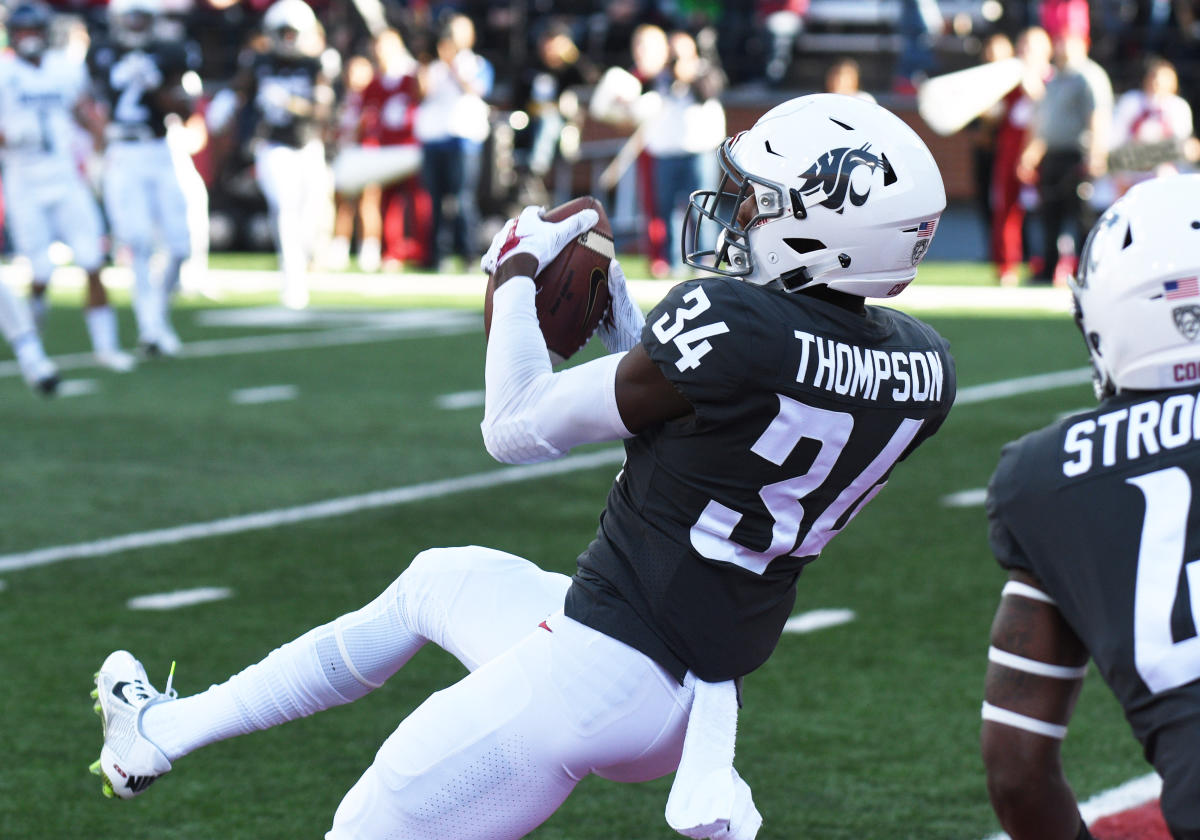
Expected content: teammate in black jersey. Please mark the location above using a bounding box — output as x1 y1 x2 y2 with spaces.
88 0 200 356
205 0 335 309
90 95 955 840
982 174 1200 840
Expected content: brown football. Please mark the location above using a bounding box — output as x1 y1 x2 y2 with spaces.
485 196 614 365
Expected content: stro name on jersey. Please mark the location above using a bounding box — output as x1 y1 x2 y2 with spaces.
1063 390 1200 477
793 330 947 403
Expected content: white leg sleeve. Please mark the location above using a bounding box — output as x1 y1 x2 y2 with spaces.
141 547 570 761
482 277 633 464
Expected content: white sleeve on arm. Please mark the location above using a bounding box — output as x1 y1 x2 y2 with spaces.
482 277 635 464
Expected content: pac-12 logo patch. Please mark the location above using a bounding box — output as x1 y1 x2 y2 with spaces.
1173 305 1200 341
911 238 930 266
798 143 896 214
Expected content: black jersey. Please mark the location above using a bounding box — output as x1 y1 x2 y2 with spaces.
88 40 196 141
988 385 1200 828
247 52 324 148
565 277 956 682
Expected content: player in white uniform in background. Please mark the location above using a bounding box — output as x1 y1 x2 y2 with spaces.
0 2 134 373
0 281 57 394
88 0 201 356
207 0 335 310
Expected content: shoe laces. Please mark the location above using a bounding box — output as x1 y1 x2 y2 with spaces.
132 661 178 703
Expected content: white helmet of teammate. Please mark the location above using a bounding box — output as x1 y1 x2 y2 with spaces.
108 0 158 49
683 94 946 298
1070 173 1200 398
263 0 318 57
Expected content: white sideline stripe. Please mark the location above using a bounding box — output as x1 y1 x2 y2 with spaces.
979 772 1163 840
941 488 988 508
0 320 479 379
0 448 627 573
231 384 298 405
782 608 855 634
436 390 486 410
955 367 1092 404
127 587 233 610
988 646 1088 679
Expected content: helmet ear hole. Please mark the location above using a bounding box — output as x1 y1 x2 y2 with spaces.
785 238 826 255
1089 332 1102 353
1123 225 1133 249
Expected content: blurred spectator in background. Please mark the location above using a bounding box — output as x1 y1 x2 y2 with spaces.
1104 56 1198 199
1018 29 1113 285
760 0 808 87
207 0 337 309
825 56 875 103
894 0 943 94
510 18 595 208
989 27 1052 287
414 12 493 272
358 28 428 270
1039 0 1090 42
329 52 377 271
637 28 725 278
965 33 1013 279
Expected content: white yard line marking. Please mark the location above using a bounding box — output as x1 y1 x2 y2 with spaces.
0 448 627 573
942 488 988 508
437 390 485 410
955 367 1092 404
782 608 856 634
980 772 1162 840
58 379 100 397
128 587 233 610
231 384 299 405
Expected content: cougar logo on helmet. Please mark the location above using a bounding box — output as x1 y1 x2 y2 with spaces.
798 144 895 215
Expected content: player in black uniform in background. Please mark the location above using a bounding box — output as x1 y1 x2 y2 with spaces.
89 95 954 840
982 174 1200 840
88 0 200 356
205 0 335 310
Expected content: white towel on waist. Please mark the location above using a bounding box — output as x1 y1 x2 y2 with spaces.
665 674 762 840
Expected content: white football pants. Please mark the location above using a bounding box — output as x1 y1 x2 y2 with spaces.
254 140 330 302
103 140 192 261
2 166 106 279
325 546 691 840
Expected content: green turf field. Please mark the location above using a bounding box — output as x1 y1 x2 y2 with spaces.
0 272 1148 840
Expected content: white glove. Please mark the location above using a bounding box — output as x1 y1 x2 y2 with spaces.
595 258 645 353
478 205 598 278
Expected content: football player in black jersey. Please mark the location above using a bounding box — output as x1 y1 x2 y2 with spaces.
90 95 955 840
206 0 335 309
982 174 1200 840
87 0 200 356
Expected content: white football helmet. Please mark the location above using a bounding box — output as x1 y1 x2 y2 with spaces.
108 0 158 49
263 0 318 57
1070 173 1200 398
683 94 946 298
6 2 53 61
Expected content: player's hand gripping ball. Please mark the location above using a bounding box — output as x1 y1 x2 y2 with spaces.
484 197 615 364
